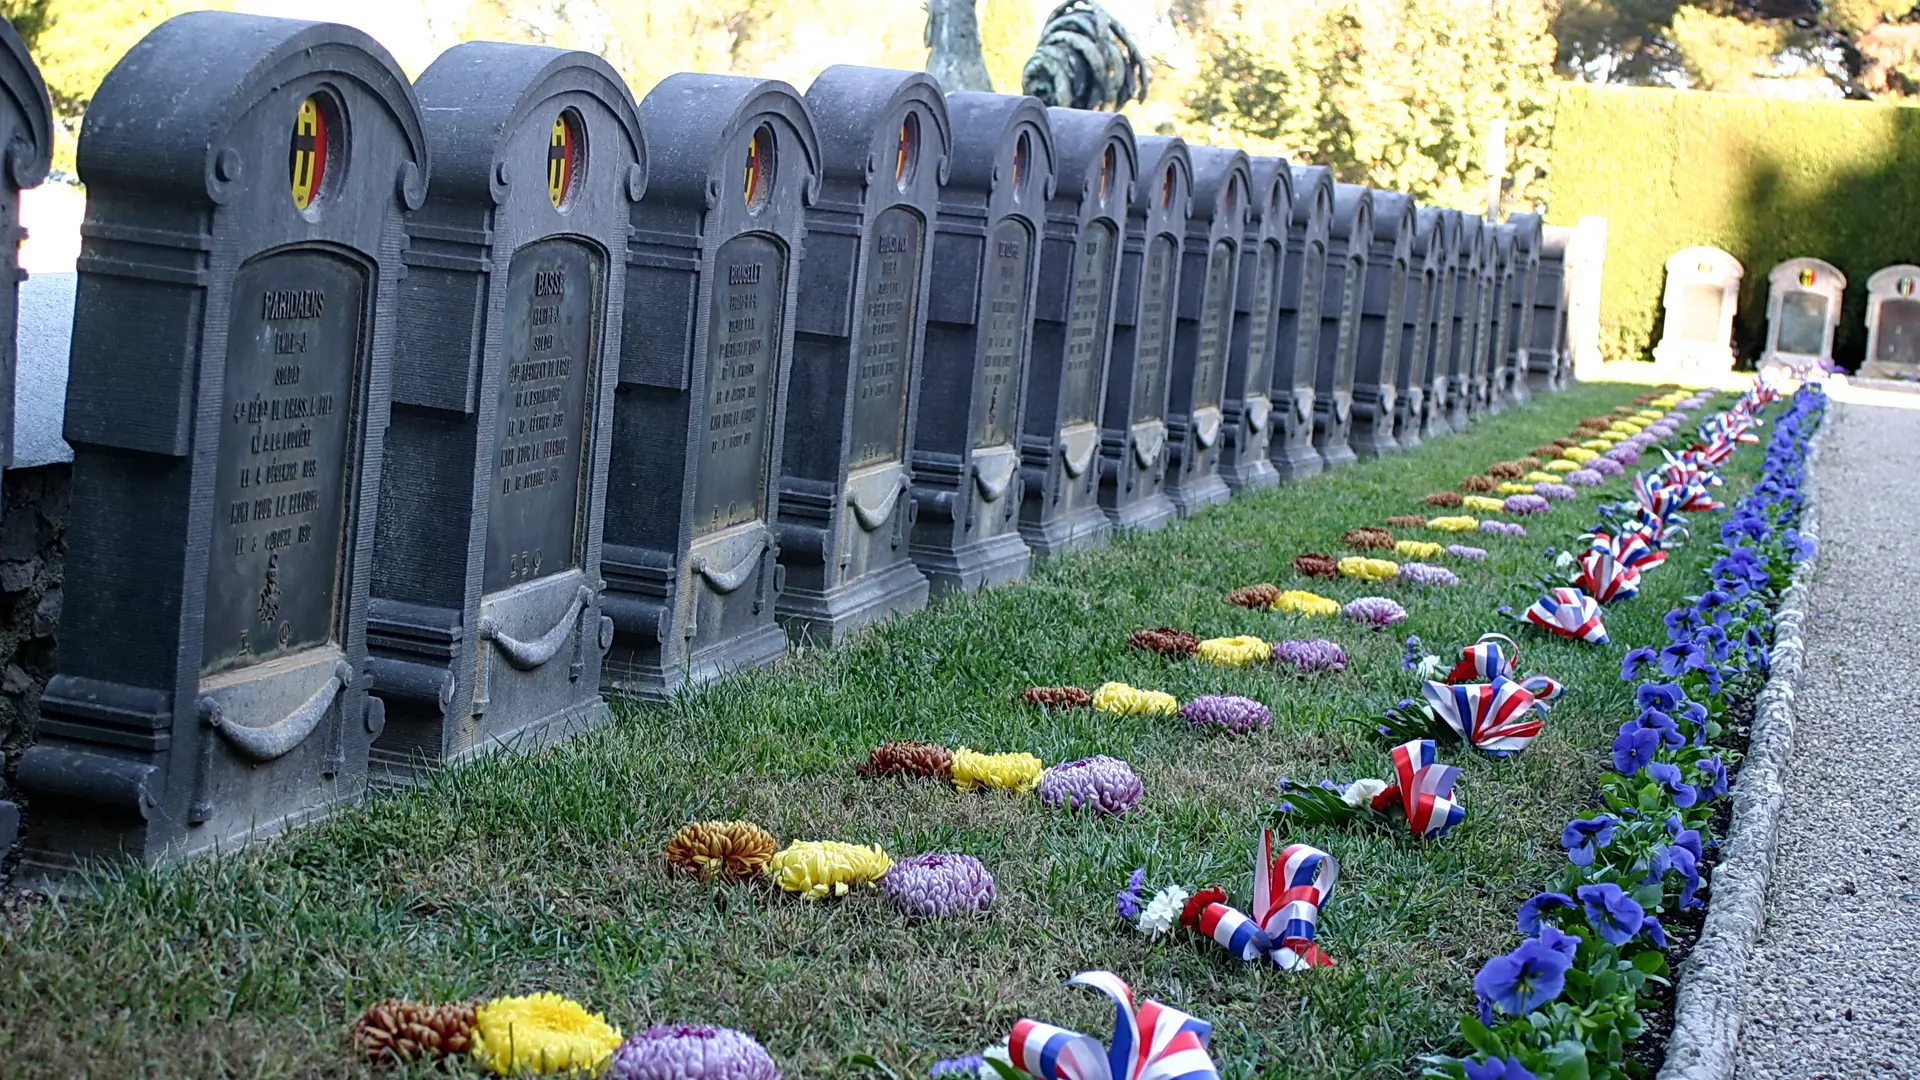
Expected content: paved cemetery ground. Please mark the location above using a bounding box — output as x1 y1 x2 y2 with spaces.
0 382 1760 1079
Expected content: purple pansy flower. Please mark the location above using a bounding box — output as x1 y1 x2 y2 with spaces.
1576 882 1645 946
1474 938 1573 1016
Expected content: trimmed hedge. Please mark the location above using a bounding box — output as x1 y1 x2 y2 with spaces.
1546 83 1920 367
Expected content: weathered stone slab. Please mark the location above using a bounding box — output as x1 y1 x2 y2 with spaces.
17 12 428 877
1097 134 1183 532
601 76 818 698
1019 106 1129 555
1350 188 1411 459
1394 206 1446 448
1761 257 1844 375
908 92 1051 595
1313 183 1372 468
1163 146 1247 516
1652 245 1742 376
1270 164 1330 480
774 67 946 642
1861 264 1920 380
1218 157 1289 492
366 43 644 774
1478 220 1514 417
1529 224 1570 393
1501 213 1541 408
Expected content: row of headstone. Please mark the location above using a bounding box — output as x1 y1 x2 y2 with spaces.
4 12 1575 879
1655 244 1920 378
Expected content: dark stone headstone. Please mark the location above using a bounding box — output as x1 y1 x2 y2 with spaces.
364 43 644 775
1350 188 1411 459
774 67 947 643
1393 207 1446 449
1530 225 1570 393
17 12 428 877
1417 209 1461 439
0 16 49 525
1218 156 1289 492
1162 146 1246 516
909 92 1051 594
1097 134 1183 532
1502 213 1541 407
1018 106 1130 556
1475 220 1512 417
1270 164 1330 480
1313 183 1372 468
1442 213 1484 430
601 76 818 698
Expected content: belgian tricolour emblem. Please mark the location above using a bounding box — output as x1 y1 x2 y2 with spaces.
548 113 577 208
289 96 327 211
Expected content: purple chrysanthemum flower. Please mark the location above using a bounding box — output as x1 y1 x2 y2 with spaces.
1565 468 1603 487
1446 544 1489 561
1647 423 1676 438
1670 407 1695 418
1274 638 1350 673
1533 483 1576 502
1344 596 1408 628
1588 456 1625 477
880 853 997 917
1180 693 1273 733
608 1026 781 1080
1481 520 1528 537
1504 494 1550 515
1399 562 1460 586
1603 445 1640 465
1036 756 1143 816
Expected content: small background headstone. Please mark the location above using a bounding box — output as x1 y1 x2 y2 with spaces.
1651 245 1742 376
1761 256 1845 375
1861 264 1920 381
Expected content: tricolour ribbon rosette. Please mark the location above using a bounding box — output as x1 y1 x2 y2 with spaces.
1575 546 1640 603
1589 529 1666 575
1443 632 1565 703
1373 739 1464 838
1623 514 1689 550
1524 587 1609 644
1631 473 1683 520
1195 830 1339 971
1008 970 1218 1080
1422 676 1544 756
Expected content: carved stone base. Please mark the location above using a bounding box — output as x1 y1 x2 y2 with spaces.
1270 438 1324 481
369 695 611 783
1220 452 1278 492
776 559 930 646
1103 491 1177 533
1019 504 1112 560
1167 472 1231 518
1349 421 1400 459
910 532 1031 597
603 622 789 702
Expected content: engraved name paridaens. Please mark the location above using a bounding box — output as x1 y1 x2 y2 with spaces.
229 288 333 556
711 259 765 455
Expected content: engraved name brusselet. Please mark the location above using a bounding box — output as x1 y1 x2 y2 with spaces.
877 233 910 254
262 289 326 320
729 262 763 285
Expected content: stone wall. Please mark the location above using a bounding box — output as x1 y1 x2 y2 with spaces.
0 462 69 868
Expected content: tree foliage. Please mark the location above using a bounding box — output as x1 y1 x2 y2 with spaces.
1185 0 1556 211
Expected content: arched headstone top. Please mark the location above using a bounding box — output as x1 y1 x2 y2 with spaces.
1329 182 1374 250
1368 190 1415 266
1508 212 1542 267
1412 206 1449 269
0 15 49 189
1541 225 1570 261
1186 145 1251 232
1666 245 1743 283
411 42 645 208
804 66 951 193
1768 256 1845 295
1042 107 1134 220
1248 157 1295 235
636 73 820 213
1488 221 1517 268
1867 264 1920 298
943 91 1055 204
1442 209 1480 273
79 11 427 207
1289 165 1333 234
1131 136 1192 224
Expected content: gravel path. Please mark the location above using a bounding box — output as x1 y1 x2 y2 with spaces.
1735 398 1920 1079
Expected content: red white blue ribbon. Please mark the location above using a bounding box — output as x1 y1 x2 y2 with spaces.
1524 587 1609 644
1576 546 1641 603
1196 831 1338 971
1632 473 1683 520
1369 738 1464 838
1008 970 1218 1080
1624 515 1689 549
1590 530 1667 574
1423 676 1544 756
1443 632 1564 703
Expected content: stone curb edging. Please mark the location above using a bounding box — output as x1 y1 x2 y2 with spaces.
1656 409 1827 1080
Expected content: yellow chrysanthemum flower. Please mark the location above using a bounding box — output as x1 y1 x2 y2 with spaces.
1562 447 1599 463
1580 438 1615 450
1524 471 1560 485
1195 635 1273 667
1090 682 1181 717
1546 459 1581 473
1338 556 1399 581
1612 421 1644 434
1427 515 1479 532
767 840 894 898
1394 539 1444 559
1636 409 1665 420
1274 589 1342 616
1496 482 1535 495
471 993 622 1076
1651 393 1686 407
1463 495 1506 513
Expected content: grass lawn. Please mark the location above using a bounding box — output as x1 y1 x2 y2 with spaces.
0 382 1758 1079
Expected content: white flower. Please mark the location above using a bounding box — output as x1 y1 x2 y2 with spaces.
1554 549 1578 572
1136 884 1188 937
1415 654 1447 680
979 1038 1012 1080
1342 777 1390 807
